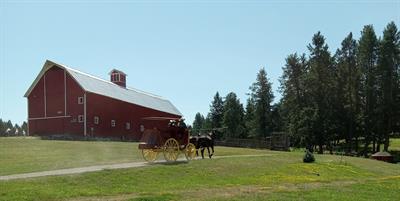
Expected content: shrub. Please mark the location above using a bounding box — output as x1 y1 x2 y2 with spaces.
303 149 315 163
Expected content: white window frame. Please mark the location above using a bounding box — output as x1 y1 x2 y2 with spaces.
111 120 116 127
94 116 99 125
126 122 131 130
112 73 121 82
78 96 84 104
78 115 84 123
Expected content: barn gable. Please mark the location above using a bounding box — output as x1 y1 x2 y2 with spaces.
24 60 182 116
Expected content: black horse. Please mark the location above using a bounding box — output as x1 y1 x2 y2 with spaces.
189 132 215 159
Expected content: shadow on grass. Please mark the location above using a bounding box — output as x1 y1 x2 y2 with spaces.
153 160 189 166
129 193 178 201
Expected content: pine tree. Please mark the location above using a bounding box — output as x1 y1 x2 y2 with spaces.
209 92 224 129
377 22 400 151
358 24 379 154
280 53 310 147
0 119 5 136
14 124 21 135
306 31 335 153
335 32 361 153
192 113 205 135
6 120 13 136
244 98 257 138
249 68 274 138
271 102 283 132
202 114 213 130
222 92 245 138
21 121 28 136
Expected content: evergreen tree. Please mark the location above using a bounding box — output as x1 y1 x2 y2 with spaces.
21 121 28 136
209 92 224 129
222 92 245 138
244 98 257 138
6 120 13 136
14 124 21 135
192 113 205 135
335 32 361 152
358 24 380 154
271 102 283 132
202 114 213 130
377 22 400 151
0 119 5 136
280 53 309 146
306 31 335 153
249 68 274 138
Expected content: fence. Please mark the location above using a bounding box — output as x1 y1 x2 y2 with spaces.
215 132 290 151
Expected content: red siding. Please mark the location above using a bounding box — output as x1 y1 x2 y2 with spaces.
64 70 85 135
28 77 45 118
45 67 65 116
28 65 180 138
86 92 180 140
28 65 85 136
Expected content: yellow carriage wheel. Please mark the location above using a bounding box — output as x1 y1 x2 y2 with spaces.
163 138 180 162
142 149 158 162
185 143 196 161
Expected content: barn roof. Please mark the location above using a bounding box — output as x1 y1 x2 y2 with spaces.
24 60 182 116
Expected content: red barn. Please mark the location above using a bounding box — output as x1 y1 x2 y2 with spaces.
24 60 182 140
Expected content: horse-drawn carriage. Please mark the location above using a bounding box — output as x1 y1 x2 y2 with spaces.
138 117 197 162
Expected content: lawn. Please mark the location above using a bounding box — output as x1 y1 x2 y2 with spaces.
0 137 399 201
390 138 400 151
0 137 267 176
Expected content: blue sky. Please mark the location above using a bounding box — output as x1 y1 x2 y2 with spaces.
1 0 399 125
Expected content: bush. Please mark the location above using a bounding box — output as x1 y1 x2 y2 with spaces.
303 149 315 163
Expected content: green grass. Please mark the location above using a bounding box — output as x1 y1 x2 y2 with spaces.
0 137 268 176
390 138 400 151
0 137 141 176
0 137 399 201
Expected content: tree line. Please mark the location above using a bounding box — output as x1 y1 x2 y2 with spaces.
192 68 278 140
192 22 400 155
0 119 28 136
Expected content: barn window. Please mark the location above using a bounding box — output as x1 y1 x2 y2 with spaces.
140 125 145 132
78 97 84 104
111 73 121 82
111 120 116 127
94 116 99 124
78 115 84 123
126 122 131 130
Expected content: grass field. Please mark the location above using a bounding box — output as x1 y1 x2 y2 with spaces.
0 137 399 201
0 137 267 176
390 138 400 151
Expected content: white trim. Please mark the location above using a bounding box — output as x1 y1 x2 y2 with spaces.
27 98 29 136
64 69 67 115
29 115 71 120
84 92 87 136
44 74 47 117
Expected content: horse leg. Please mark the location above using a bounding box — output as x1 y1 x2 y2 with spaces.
207 147 211 158
210 145 214 157
201 148 205 159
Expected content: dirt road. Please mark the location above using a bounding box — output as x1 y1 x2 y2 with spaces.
0 154 272 181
